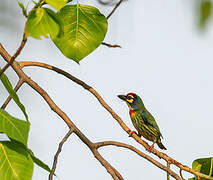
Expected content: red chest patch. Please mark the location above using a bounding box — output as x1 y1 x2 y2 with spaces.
129 109 135 116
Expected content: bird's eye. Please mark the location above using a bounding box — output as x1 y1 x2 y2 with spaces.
127 96 132 100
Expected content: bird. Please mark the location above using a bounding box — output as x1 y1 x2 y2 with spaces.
118 93 166 150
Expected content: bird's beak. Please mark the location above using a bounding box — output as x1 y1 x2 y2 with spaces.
117 95 127 101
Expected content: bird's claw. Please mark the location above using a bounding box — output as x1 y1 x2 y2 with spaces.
147 142 155 152
128 131 137 137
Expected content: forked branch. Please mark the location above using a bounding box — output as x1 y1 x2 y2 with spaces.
0 0 212 178
17 60 213 180
0 45 122 180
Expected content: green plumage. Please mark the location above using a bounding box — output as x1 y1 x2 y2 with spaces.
118 93 166 150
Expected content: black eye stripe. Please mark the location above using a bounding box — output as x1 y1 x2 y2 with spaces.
127 96 133 100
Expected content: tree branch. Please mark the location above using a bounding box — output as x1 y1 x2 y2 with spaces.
17 60 213 180
0 1 211 178
180 169 186 180
102 42 121 48
167 162 171 180
107 0 125 19
100 0 125 48
0 24 27 77
95 141 181 180
0 1 127 179
0 46 123 180
49 129 74 180
0 0 44 76
1 78 25 109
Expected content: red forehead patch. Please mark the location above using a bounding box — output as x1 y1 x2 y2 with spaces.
127 93 135 96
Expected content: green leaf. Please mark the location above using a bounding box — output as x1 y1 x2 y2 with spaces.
0 141 33 180
26 8 60 39
189 157 213 180
199 0 212 29
27 149 55 175
45 0 69 10
0 109 30 146
0 71 28 121
18 1 28 17
53 4 108 63
192 161 203 173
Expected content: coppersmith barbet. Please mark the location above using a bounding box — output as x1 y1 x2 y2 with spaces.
118 93 166 150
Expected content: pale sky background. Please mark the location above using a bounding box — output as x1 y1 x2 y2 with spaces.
1 0 213 179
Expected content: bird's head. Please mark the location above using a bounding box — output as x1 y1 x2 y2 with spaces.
117 93 144 110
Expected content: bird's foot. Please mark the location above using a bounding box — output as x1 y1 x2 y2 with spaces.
147 142 155 152
128 131 137 137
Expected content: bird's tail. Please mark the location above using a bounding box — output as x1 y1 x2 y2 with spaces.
157 140 167 150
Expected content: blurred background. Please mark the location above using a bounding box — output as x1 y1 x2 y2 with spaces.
1 0 213 179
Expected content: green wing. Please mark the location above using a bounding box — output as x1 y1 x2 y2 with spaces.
141 110 163 137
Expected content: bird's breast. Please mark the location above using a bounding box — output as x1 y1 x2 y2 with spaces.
129 109 136 118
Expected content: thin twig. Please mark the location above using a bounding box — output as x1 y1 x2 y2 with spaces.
167 162 170 180
102 42 121 48
0 26 27 77
49 129 74 180
95 141 181 180
102 0 124 48
107 0 124 19
1 78 25 109
0 0 44 77
179 169 186 180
